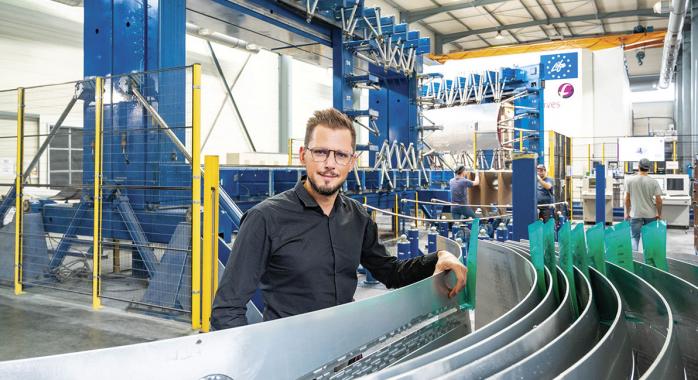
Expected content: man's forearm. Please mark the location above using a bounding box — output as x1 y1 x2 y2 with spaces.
655 197 662 217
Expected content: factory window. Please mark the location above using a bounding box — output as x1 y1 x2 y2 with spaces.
49 127 83 186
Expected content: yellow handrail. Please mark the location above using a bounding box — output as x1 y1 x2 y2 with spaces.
202 155 220 333
92 77 104 309
14 87 24 295
191 64 202 330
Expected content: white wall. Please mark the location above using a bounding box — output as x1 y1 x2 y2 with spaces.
187 36 281 159
632 101 675 135
0 0 83 88
591 47 632 164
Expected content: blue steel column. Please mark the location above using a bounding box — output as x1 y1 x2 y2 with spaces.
595 164 606 224
332 29 353 113
84 0 186 251
512 153 537 240
369 62 421 166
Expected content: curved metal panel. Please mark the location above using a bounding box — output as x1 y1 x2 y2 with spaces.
604 262 684 379
494 268 598 379
633 261 698 378
366 242 539 379
667 257 698 288
422 103 504 152
439 267 572 379
382 265 556 379
504 241 634 380
555 267 633 379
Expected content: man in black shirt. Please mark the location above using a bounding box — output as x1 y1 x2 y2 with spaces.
211 108 467 330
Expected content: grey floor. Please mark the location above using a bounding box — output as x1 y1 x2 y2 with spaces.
665 228 696 258
0 287 194 361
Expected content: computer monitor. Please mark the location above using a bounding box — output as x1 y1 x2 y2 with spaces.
665 174 690 196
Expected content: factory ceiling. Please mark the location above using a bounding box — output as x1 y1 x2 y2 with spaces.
385 0 671 55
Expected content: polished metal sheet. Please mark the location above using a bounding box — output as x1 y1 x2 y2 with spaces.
667 257 698 288
438 267 572 379
502 241 635 380
423 103 504 152
555 267 633 380
379 265 556 379
493 268 599 379
0 237 465 380
604 262 684 379
633 261 698 378
366 242 540 379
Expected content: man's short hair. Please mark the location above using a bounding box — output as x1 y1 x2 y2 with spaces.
304 108 356 150
455 166 466 175
537 164 546 170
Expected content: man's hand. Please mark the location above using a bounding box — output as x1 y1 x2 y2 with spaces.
434 250 468 298
624 213 630 220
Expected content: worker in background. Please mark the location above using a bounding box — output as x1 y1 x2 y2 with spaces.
536 164 554 222
449 166 480 220
625 158 663 251
211 108 467 330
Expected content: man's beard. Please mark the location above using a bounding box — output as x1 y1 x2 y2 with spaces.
307 175 343 196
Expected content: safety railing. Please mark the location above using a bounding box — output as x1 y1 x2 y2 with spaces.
0 65 221 331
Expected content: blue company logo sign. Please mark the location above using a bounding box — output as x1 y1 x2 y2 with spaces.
558 83 574 98
542 52 578 80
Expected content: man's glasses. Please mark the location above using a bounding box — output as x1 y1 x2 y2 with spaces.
305 147 354 166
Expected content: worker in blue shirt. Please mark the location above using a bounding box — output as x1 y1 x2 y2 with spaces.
449 166 480 220
536 164 554 221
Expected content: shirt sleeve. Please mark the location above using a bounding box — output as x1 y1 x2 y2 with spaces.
360 217 438 289
210 209 271 330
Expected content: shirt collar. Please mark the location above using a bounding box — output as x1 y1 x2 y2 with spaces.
294 176 348 210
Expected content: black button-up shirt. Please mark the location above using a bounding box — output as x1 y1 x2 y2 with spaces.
211 178 438 329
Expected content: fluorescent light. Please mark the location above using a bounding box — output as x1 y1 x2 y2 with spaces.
630 84 675 103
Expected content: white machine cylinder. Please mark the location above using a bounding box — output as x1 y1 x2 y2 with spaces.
422 103 512 152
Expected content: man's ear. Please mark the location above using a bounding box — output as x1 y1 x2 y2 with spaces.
299 146 306 165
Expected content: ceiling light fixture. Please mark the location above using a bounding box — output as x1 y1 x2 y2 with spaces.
495 30 504 40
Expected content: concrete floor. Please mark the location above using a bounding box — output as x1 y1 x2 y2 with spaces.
666 227 696 256
0 287 193 361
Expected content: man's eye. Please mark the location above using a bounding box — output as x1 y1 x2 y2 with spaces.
336 152 349 159
315 149 329 156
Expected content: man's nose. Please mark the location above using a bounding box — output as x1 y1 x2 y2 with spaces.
324 152 337 168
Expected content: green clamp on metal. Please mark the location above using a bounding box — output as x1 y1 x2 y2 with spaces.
544 219 559 303
464 218 480 309
604 221 634 273
586 222 606 275
528 220 547 296
558 221 579 318
641 220 668 271
571 223 590 279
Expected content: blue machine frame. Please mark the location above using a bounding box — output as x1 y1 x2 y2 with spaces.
1 0 548 310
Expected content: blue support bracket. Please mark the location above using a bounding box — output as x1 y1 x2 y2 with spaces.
347 74 380 89
48 201 90 271
113 192 158 278
345 109 379 118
